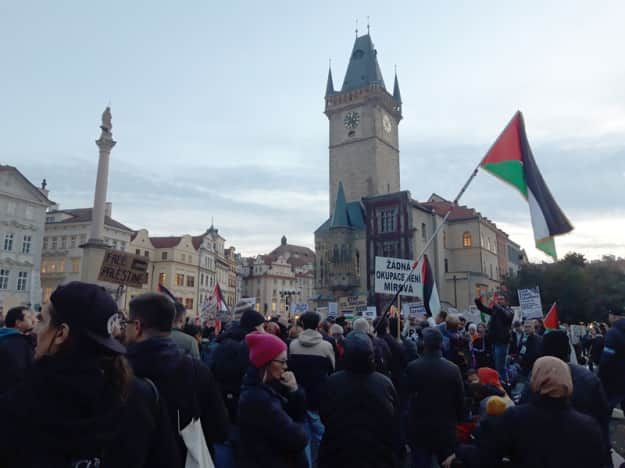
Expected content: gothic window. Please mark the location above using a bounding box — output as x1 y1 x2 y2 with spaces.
340 245 347 263
355 250 360 275
443 231 447 248
463 232 472 248
444 258 449 273
333 245 339 263
421 223 427 241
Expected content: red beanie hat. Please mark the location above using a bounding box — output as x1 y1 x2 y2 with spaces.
245 332 287 368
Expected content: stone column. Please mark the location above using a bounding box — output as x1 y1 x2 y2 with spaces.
89 107 116 243
81 107 115 283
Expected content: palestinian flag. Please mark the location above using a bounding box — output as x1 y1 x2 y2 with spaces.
481 111 573 259
543 302 559 330
208 283 229 315
421 255 441 318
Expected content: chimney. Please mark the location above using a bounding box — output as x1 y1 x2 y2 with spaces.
105 202 112 218
39 178 49 198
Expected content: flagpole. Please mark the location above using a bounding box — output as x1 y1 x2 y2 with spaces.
374 165 482 333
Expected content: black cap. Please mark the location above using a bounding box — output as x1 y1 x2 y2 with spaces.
50 282 125 354
240 309 265 332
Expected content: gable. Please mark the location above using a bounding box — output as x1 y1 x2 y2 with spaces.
0 169 52 206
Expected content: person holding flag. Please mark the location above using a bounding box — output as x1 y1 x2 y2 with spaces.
474 294 513 383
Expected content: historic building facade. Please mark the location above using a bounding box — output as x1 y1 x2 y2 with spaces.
0 166 53 312
240 236 315 317
314 33 526 313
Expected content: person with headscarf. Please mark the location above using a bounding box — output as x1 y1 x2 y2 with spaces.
444 356 605 468
319 332 400 468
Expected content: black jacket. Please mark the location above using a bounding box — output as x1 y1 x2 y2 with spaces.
478 396 604 468
599 318 625 400
379 332 407 390
402 352 464 459
319 354 400 468
474 299 513 345
0 354 179 468
238 367 308 468
210 324 250 422
518 334 542 375
0 329 33 394
127 336 229 464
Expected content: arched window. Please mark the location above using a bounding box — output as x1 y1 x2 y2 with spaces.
463 231 472 248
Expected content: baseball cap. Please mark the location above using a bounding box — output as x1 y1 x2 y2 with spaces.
50 281 126 354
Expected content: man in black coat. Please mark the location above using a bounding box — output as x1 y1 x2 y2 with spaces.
0 306 35 394
124 293 229 465
475 296 513 381
600 309 625 413
319 332 400 468
518 320 542 376
403 327 464 468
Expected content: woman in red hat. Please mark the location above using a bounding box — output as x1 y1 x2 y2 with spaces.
238 332 308 468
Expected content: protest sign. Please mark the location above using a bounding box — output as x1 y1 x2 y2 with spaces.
338 295 367 315
517 287 543 320
374 257 423 297
98 249 148 288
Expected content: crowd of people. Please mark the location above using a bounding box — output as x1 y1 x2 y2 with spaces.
0 281 623 468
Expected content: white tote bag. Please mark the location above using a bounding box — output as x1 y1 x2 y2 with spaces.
179 411 215 468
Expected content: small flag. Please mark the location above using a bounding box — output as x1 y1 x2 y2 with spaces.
158 283 185 310
481 111 573 259
543 302 559 330
421 254 440 318
210 283 229 314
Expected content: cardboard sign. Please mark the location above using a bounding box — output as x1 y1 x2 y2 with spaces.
374 256 423 297
98 249 148 288
401 301 427 318
338 295 368 315
293 303 309 313
517 287 543 320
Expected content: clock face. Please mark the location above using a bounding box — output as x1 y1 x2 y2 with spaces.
382 114 392 134
343 111 360 129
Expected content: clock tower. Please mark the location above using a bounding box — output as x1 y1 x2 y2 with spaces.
325 33 402 216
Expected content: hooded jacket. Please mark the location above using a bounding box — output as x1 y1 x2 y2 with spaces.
127 336 229 463
0 354 179 468
288 329 335 411
0 328 33 394
319 333 400 468
238 366 308 468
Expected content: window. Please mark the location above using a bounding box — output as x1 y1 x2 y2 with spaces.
162 252 168 260
46 215 54 223
80 234 87 244
71 258 80 273
444 258 449 273
158 272 167 284
421 223 427 241
43 287 52 303
43 237 48 250
490 264 494 278
144 250 149 257
17 272 28 291
379 209 397 233
176 273 185 287
184 298 194 310
70 236 77 248
22 235 31 254
462 232 472 248
0 269 8 289
443 231 447 248
57 261 65 273
51 237 58 249
136 249 141 255
186 275 195 288
3 233 14 251
60 237 67 249
181 254 186 262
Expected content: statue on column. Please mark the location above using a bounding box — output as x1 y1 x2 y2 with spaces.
101 107 112 133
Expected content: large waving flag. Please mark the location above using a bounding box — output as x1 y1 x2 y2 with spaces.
543 302 559 330
481 111 573 259
207 283 229 314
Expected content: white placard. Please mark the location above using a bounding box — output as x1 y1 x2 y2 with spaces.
517 287 543 320
401 301 427 318
374 256 423 297
363 306 377 320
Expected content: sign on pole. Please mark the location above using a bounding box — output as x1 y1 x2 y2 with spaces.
363 306 377 320
374 256 423 297
328 302 338 318
338 295 368 316
98 249 148 288
517 287 543 320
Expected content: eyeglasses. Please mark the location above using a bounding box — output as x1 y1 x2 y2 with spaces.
271 359 288 367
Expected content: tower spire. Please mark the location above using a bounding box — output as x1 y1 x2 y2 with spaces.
325 61 335 97
393 66 402 103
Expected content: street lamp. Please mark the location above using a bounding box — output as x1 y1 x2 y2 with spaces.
279 288 300 320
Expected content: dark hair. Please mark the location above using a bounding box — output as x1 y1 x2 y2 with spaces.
374 317 389 335
48 303 133 401
183 323 200 337
129 293 176 332
300 312 320 330
389 317 401 339
174 301 186 323
5 306 28 328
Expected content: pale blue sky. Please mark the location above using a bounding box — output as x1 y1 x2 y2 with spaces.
2 1 625 260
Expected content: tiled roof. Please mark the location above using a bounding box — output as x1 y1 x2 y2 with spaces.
47 208 132 231
420 201 479 221
149 236 182 248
